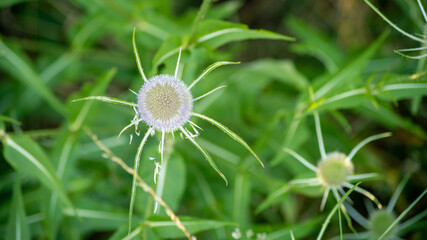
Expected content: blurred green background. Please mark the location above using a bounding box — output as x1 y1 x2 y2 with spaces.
0 0 426 239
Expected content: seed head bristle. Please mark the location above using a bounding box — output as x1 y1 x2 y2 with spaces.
137 74 193 132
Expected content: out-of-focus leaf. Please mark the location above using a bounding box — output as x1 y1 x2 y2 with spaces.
63 208 141 231
148 216 235 238
193 20 294 49
311 81 427 112
313 31 388 100
317 183 360 240
287 17 345 72
69 69 117 131
43 69 116 238
0 0 30 8
240 59 309 90
232 172 251 232
356 103 426 139
267 217 322 240
257 177 323 213
151 35 182 74
206 1 241 20
2 135 74 210
0 39 66 116
6 178 30 240
157 154 186 212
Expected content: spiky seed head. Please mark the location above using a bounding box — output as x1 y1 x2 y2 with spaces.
317 152 354 187
137 74 193 132
369 210 398 240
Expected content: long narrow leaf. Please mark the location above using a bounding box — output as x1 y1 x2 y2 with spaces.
188 61 240 89
317 183 360 240
0 39 66 116
2 135 75 211
193 113 264 167
6 177 30 240
132 28 148 82
44 69 116 238
72 96 137 107
194 20 294 49
129 128 152 233
378 189 427 240
180 127 228 185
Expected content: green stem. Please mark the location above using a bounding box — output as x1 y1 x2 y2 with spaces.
412 24 427 114
186 0 214 47
154 134 175 213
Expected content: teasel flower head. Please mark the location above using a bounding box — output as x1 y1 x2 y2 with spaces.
345 174 427 240
137 74 193 132
73 28 264 234
283 111 391 212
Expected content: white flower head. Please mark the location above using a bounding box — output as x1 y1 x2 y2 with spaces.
231 228 241 239
73 28 264 231
284 112 391 211
317 152 354 188
137 74 193 132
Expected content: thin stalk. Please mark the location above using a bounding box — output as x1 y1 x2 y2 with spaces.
154 133 174 213
378 189 427 240
314 112 326 159
85 128 192 240
128 128 152 233
317 183 360 240
187 0 214 46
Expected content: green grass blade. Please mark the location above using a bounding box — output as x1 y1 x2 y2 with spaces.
394 50 427 59
44 69 116 237
180 127 228 185
317 183 360 240
151 35 182 75
0 115 21 125
364 0 423 42
399 209 427 233
0 0 30 7
70 69 117 131
287 17 344 72
72 96 137 107
132 28 148 82
188 61 240 89
193 113 264 167
187 0 214 45
387 173 412 212
283 148 317 172
193 85 227 101
194 20 295 49
2 135 75 212
146 216 235 238
346 173 380 182
232 172 250 232
256 183 290 213
129 128 152 233
313 31 387 100
0 39 66 116
6 177 30 240
313 111 326 159
347 132 392 161
378 189 427 240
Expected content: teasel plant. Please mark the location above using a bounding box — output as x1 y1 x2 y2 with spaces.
258 108 390 226
282 111 389 211
364 0 427 60
73 28 264 233
339 174 427 240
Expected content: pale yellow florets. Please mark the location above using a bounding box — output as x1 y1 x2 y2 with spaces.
317 152 354 187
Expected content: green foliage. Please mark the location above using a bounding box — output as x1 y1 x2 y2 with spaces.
0 0 426 239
